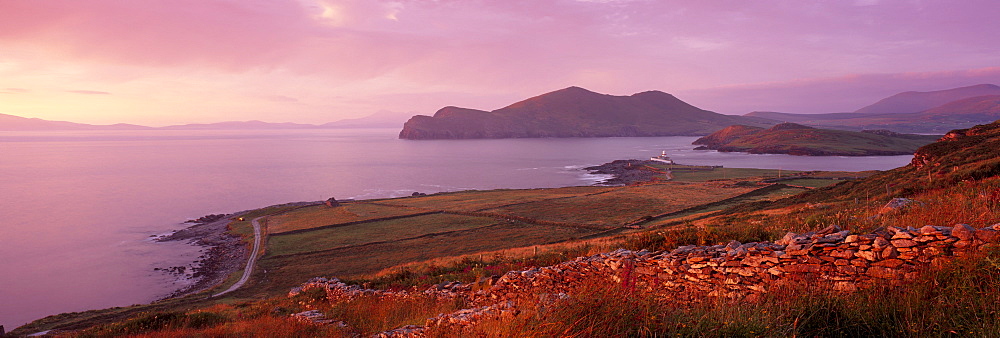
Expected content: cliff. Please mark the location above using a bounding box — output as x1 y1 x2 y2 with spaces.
399 87 773 139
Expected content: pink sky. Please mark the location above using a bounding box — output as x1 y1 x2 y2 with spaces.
1 0 998 126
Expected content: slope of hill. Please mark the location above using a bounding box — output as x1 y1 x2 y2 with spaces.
854 84 1000 115
0 113 149 131
741 85 1000 133
693 122 939 156
798 95 1000 133
398 87 775 139
798 119 1000 201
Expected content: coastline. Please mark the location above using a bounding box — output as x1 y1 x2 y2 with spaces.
584 159 668 185
154 214 249 299
152 162 658 300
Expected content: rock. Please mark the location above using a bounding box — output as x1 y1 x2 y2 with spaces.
815 232 845 244
776 232 798 246
324 197 340 207
816 225 843 235
890 228 914 239
919 225 942 235
881 247 899 259
891 239 918 248
856 250 878 261
879 198 921 214
781 264 822 273
952 224 976 241
872 259 905 268
975 229 999 242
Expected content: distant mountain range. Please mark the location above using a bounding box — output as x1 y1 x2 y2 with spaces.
398 87 773 139
0 113 152 131
6 84 999 137
745 84 1000 134
692 123 940 156
0 111 413 131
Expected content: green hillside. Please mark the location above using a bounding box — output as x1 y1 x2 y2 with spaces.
694 123 939 156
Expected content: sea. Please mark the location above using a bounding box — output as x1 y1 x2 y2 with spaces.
0 128 913 328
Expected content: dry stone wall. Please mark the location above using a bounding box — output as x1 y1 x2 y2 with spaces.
289 223 1000 336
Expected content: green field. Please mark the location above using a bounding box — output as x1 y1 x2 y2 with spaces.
267 214 499 255
247 221 597 297
267 203 428 234
372 186 616 211
482 183 757 225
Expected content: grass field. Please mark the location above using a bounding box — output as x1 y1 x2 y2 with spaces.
667 166 801 182
246 221 598 297
266 203 429 234
371 186 615 211
267 214 499 255
482 182 757 226
13 166 874 336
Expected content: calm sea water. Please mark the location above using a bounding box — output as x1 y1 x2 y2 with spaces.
0 128 912 328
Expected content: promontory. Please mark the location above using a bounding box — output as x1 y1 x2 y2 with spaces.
692 123 940 156
398 86 772 139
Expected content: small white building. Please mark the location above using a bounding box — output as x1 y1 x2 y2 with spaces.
650 150 674 164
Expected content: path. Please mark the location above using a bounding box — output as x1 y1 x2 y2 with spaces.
212 216 263 297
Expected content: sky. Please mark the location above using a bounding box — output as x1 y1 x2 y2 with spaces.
0 0 998 126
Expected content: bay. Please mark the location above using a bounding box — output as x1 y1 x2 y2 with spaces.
0 128 911 328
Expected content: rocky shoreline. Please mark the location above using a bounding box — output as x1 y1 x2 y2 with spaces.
584 159 667 185
154 214 248 299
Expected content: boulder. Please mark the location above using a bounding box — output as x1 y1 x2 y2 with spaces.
952 224 976 241
879 198 922 214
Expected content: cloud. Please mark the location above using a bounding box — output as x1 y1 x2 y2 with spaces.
66 90 112 95
259 94 299 102
0 87 28 94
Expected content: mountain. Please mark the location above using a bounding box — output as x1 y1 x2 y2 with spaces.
0 113 150 131
794 118 1000 203
853 84 1000 115
692 122 939 156
322 111 415 128
741 85 1000 133
159 120 322 130
744 111 871 123
399 87 774 139
689 124 765 148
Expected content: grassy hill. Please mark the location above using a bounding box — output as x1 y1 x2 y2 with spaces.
398 86 774 139
694 122 939 156
744 85 1000 134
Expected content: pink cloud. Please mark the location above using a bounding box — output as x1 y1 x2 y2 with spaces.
1 1 999 125
66 90 112 95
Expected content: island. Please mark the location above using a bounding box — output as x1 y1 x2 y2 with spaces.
398 86 774 139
